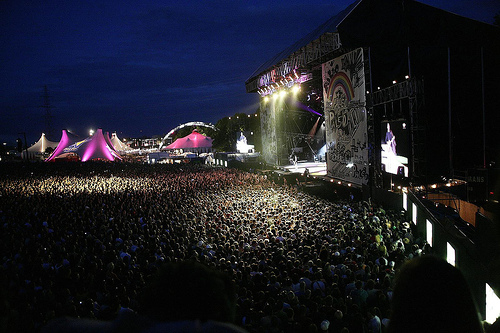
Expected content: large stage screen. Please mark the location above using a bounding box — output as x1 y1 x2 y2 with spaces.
380 119 409 177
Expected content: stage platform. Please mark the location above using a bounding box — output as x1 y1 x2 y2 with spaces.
280 161 327 176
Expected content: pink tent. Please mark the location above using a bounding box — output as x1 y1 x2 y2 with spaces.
166 130 213 150
46 128 121 162
45 129 80 162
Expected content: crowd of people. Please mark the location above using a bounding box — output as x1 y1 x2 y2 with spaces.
0 162 486 332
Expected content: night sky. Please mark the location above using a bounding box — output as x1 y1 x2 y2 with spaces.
1 0 497 145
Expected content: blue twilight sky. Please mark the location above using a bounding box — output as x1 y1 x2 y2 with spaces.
1 0 498 145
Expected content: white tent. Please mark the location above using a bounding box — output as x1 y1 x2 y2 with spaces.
27 133 59 153
111 132 131 151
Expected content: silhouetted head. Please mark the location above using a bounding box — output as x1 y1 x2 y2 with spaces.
388 255 482 333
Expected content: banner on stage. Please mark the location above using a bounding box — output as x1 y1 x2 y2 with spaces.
322 48 369 185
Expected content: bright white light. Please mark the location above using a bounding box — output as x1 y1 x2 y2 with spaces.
89 129 94 136
486 283 500 323
446 183 451 187
426 219 433 247
403 192 407 211
279 90 287 97
392 80 397 84
264 96 269 103
292 85 300 93
224 161 227 167
431 184 437 189
405 75 410 79
346 163 354 168
447 242 456 266
412 203 417 225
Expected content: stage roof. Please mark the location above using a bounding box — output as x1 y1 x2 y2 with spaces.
245 0 500 93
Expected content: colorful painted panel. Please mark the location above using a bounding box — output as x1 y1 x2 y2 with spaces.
322 48 369 185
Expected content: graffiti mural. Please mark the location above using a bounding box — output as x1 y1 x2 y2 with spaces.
260 99 279 166
322 48 369 185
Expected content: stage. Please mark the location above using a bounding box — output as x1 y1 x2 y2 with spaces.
281 161 327 176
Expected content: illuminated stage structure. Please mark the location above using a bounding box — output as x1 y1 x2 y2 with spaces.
46 128 122 162
165 129 214 154
159 122 216 149
246 0 500 192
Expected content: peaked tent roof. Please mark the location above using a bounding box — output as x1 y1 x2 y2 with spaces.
166 130 213 149
46 129 80 161
111 132 131 151
46 128 122 162
27 133 59 153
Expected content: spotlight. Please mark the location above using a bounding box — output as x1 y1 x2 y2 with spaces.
405 75 410 79
392 80 397 84
292 85 300 93
279 90 287 97
264 96 269 103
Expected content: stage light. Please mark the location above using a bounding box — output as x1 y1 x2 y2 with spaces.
405 75 410 79
392 80 397 84
446 183 451 187
338 181 342 185
279 90 287 97
89 129 94 136
229 117 231 120
248 114 251 118
255 113 258 117
377 87 381 90
273 93 279 100
264 96 269 103
292 85 300 94
431 184 437 189
348 183 352 187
